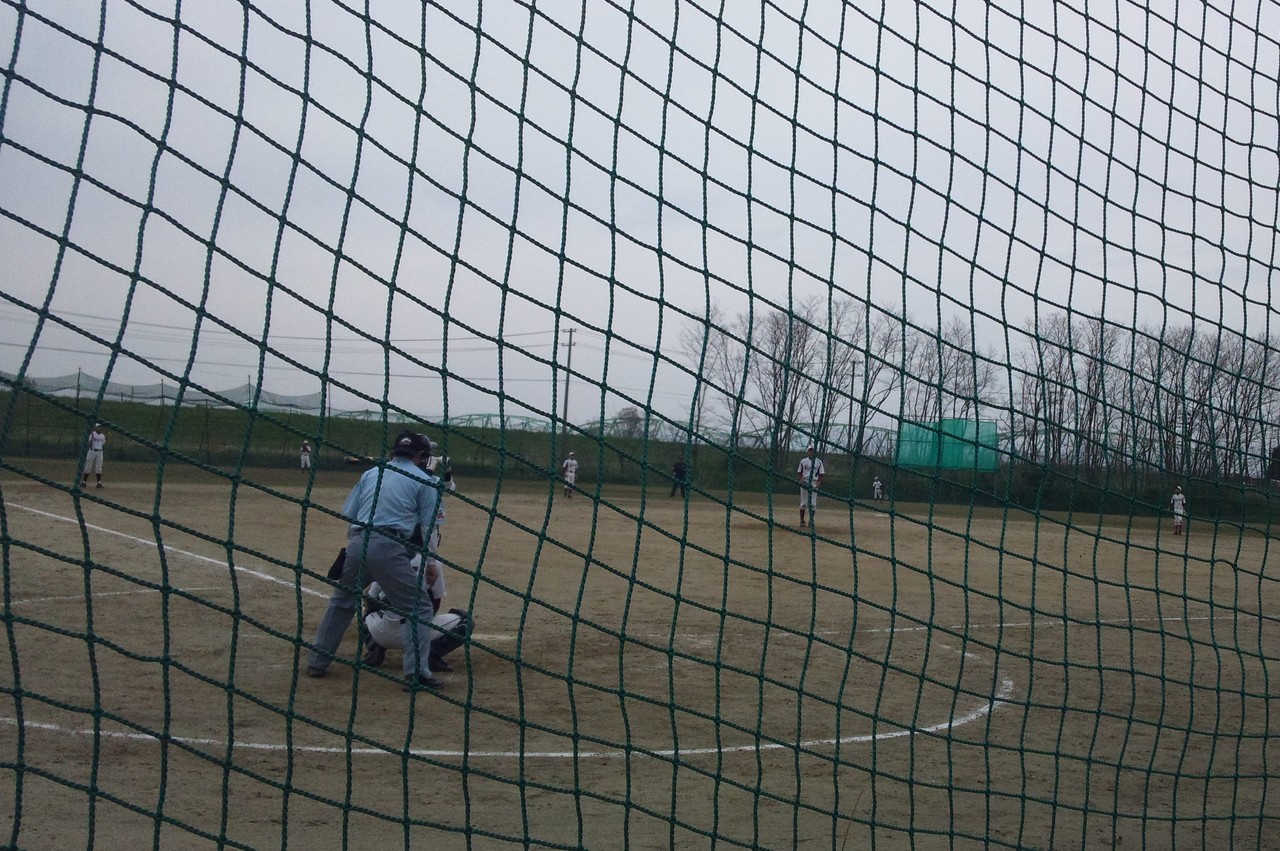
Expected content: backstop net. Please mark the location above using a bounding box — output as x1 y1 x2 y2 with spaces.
2 1 1278 848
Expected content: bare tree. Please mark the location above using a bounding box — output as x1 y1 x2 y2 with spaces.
1011 330 1048 463
1122 324 1196 476
982 311 1277 482
849 307 908 460
1013 313 1076 466
1157 326 1194 473
796 296 862 453
1234 335 1278 479
1076 316 1120 469
683 297 870 470
902 316 998 425
742 305 822 470
1183 330 1275 480
679 303 750 444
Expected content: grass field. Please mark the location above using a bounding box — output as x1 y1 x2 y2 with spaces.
2 458 1278 849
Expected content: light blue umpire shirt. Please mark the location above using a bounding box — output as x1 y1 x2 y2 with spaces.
343 455 440 537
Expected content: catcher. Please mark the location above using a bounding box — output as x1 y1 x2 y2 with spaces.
360 572 473 673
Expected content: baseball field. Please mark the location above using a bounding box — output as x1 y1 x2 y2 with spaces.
2 459 1277 849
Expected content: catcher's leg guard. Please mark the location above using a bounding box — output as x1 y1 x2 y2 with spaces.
430 609 473 658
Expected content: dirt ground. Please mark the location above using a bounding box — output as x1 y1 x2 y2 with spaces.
2 458 1278 849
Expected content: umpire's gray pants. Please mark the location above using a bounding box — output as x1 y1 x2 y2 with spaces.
308 529 435 678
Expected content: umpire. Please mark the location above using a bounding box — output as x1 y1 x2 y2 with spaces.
307 430 444 691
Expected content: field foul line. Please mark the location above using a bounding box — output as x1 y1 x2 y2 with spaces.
638 613 1214 648
9 587 226 606
1 670 1014 760
9 505 515 643
9 503 327 599
821 613 1213 637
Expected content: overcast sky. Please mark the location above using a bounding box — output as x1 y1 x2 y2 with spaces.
1 0 1277 427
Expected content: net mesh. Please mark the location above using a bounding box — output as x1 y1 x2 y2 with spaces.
2 1 1279 848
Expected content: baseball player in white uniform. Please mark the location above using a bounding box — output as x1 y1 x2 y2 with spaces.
82 423 106 489
363 579 472 674
1170 486 1188 536
872 476 884 501
561 451 578 497
797 444 825 527
300 440 312 469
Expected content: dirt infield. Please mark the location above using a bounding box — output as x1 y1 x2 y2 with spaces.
2 459 1278 849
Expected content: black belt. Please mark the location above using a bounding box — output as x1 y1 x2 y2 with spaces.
350 526 410 538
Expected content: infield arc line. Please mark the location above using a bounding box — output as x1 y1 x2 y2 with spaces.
5 502 1018 758
1 671 1015 759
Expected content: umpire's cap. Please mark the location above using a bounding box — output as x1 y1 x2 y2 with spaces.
391 430 430 456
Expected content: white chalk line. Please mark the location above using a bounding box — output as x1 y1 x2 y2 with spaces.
635 612 1217 649
3 502 1014 759
0 635 1014 759
0 670 1015 760
8 503 327 599
7 587 225 607
818 613 1213 638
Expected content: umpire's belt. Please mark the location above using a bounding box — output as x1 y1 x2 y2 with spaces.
349 525 410 539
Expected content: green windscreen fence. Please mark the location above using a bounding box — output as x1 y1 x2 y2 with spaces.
895 420 999 472
2 2 1279 849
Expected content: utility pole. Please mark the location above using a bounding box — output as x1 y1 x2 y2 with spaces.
846 358 858 476
561 327 575 438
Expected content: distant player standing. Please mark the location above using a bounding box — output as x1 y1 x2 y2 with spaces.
872 476 884 501
797 444 825 527
300 440 312 469
670 457 689 498
82 423 106 489
1170 486 1188 536
561 451 578 497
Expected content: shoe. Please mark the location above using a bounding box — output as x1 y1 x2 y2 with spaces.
96 483 104 488
306 666 326 678
362 643 386 667
429 654 452 673
403 674 443 692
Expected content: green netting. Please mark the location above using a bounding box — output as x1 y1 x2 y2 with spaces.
2 1 1279 849
895 419 999 471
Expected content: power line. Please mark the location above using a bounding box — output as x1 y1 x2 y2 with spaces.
0 307 560 347
0 340 693 400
